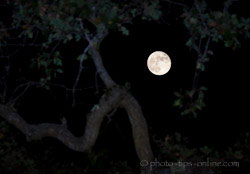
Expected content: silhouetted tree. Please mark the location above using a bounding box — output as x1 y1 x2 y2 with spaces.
0 0 249 173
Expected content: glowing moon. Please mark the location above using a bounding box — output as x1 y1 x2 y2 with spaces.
147 51 171 75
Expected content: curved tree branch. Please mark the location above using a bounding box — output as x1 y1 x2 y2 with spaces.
120 94 154 162
88 36 154 162
0 27 154 171
89 46 116 88
0 86 126 152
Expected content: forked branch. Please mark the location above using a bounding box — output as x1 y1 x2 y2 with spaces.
88 35 154 162
0 29 154 167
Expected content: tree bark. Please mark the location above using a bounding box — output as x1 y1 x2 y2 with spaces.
0 32 154 171
89 42 154 162
0 86 126 152
120 94 154 162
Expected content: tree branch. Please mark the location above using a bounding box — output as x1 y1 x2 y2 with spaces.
1 21 155 169
72 44 90 106
88 34 154 162
163 0 188 8
120 94 154 162
88 42 116 88
0 86 126 152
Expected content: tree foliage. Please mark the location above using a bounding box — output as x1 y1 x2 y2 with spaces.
1 0 161 86
173 0 250 117
0 0 250 173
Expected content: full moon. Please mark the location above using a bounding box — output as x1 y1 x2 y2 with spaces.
147 51 171 75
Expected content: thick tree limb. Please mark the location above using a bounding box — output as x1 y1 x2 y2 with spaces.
88 43 116 89
88 40 154 162
0 86 126 152
0 28 154 171
120 94 154 162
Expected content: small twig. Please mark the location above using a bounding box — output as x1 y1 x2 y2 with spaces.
106 107 118 123
163 0 188 8
201 36 211 61
76 18 93 44
189 1 212 94
198 35 203 52
191 69 201 94
192 38 201 56
8 82 34 105
72 18 104 106
194 0 210 35
191 36 211 93
72 44 90 107
0 43 42 47
9 81 97 105
48 40 61 60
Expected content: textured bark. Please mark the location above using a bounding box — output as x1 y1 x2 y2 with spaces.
120 93 154 162
0 86 126 152
89 45 116 88
89 44 154 162
0 32 154 170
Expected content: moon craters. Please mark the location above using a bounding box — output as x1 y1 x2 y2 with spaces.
147 51 171 75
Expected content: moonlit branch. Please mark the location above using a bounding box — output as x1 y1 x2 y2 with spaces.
72 44 90 106
0 86 126 152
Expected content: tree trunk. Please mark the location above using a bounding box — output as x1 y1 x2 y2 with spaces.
0 33 154 171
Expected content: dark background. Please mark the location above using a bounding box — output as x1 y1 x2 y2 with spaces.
13 0 248 159
1 0 249 173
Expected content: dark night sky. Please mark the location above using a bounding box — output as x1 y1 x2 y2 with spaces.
3 1 249 170
100 16 249 144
